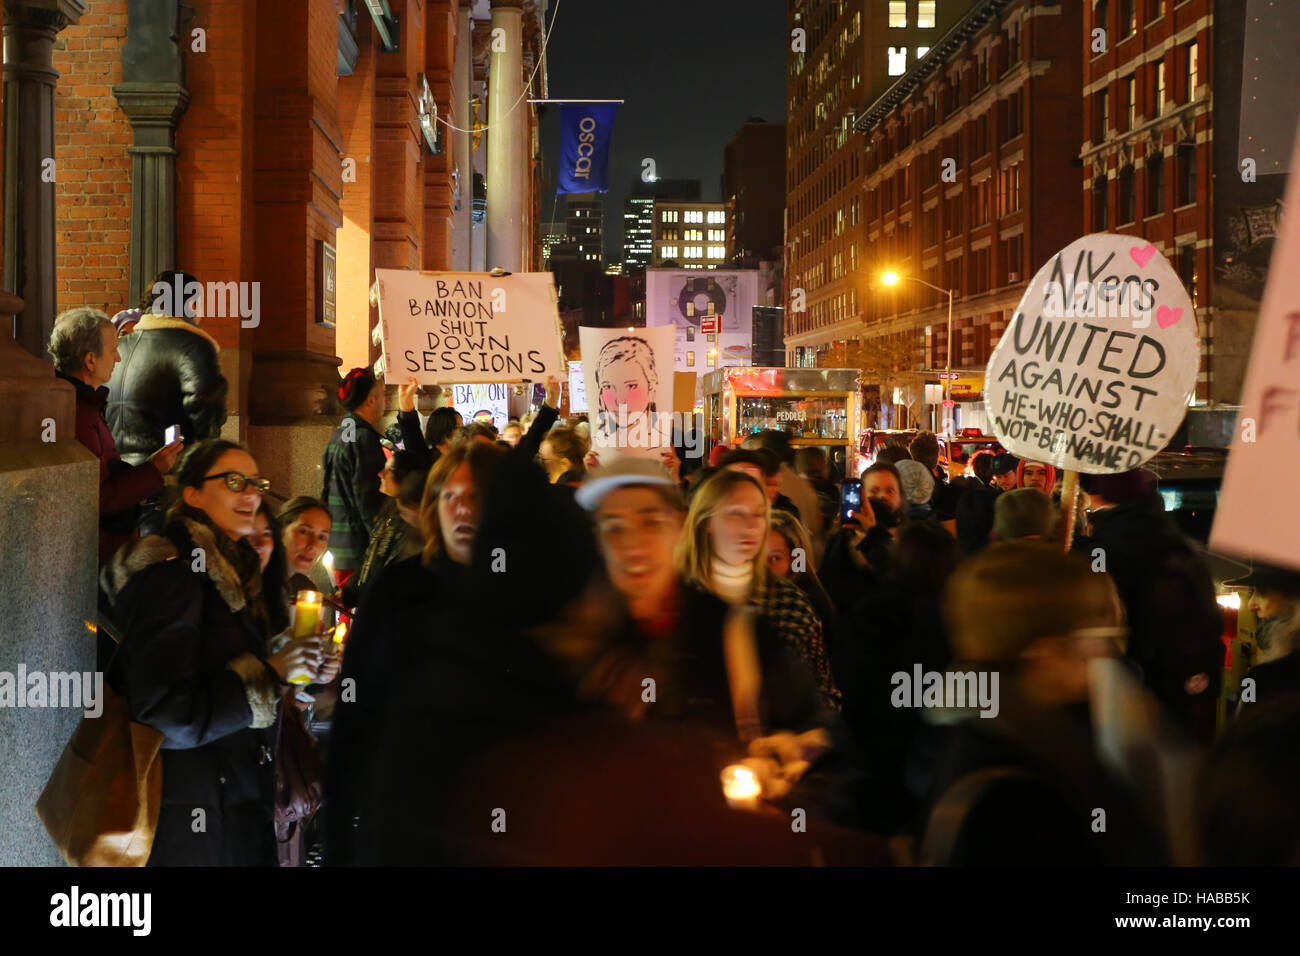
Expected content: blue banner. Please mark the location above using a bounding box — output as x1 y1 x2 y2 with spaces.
557 103 618 194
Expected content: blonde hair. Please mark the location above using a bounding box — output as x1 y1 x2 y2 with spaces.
676 468 771 601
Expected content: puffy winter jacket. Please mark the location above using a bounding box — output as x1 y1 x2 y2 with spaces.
106 315 228 465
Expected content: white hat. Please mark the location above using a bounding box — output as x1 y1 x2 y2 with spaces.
575 457 676 512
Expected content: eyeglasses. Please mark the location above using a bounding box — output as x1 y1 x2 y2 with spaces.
202 471 271 495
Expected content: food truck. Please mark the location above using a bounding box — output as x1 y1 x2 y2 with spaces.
702 367 862 475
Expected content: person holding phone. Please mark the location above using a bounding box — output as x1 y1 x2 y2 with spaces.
818 463 907 616
47 308 183 569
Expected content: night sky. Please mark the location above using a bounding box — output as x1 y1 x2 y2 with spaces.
537 0 788 262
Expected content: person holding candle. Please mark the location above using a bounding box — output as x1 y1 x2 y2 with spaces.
101 439 331 866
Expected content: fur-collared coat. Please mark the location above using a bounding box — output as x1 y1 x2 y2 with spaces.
102 516 281 866
105 313 228 466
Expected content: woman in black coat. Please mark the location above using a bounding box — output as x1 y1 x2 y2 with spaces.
102 439 327 866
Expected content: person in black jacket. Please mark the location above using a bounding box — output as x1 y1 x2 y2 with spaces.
106 270 228 467
1074 469 1223 741
321 367 388 589
100 439 330 866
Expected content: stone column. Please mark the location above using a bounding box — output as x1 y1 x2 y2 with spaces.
451 0 472 271
486 0 524 272
0 291 98 866
112 0 190 306
2 0 85 358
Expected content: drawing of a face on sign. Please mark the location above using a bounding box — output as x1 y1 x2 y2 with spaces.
984 233 1200 473
595 336 658 438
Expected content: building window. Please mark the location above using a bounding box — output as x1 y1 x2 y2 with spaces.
684 228 702 241
1150 0 1166 22
1122 0 1136 36
1007 21 1021 65
918 1 936 28
1177 145 1197 206
661 210 678 223
706 350 717 368
973 178 991 225
708 228 724 241
686 325 695 342
686 351 695 367
1155 60 1167 115
661 245 677 259
998 163 1021 217
917 47 930 60
708 210 725 224
1095 89 1109 141
1179 245 1198 308
1093 177 1109 230
1124 75 1136 130
889 1 906 28
1186 41 1198 100
1119 165 1136 223
1006 233 1023 283
1004 90 1023 140
708 246 726 259
1147 152 1165 214
888 47 907 76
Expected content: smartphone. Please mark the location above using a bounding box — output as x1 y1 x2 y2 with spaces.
164 425 180 444
840 479 862 520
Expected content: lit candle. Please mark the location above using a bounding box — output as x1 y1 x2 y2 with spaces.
289 591 322 684
333 619 348 650
721 764 761 811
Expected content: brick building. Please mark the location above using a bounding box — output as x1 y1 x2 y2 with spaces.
36 0 548 495
1081 0 1291 404
786 0 1082 429
722 119 786 261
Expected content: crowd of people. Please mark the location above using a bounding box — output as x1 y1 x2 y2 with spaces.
45 280 1300 866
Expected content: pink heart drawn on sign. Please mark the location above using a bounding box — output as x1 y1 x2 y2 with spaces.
1130 244 1156 268
1156 305 1182 329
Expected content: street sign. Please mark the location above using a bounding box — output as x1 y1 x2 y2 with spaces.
943 400 955 408
700 316 719 334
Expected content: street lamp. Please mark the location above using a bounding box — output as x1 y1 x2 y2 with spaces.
879 270 956 437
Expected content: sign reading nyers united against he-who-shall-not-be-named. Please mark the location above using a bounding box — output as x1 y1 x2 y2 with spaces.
376 269 566 386
983 232 1199 474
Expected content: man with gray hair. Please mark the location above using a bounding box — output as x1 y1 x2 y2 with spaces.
48 307 182 564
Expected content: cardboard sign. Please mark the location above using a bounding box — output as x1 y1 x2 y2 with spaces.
984 233 1199 473
451 383 510 431
376 269 565 385
1211 120 1300 570
567 360 587 413
579 325 675 460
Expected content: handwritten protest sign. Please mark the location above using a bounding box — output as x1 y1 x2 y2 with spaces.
984 233 1199 473
568 361 587 413
579 325 675 460
376 269 565 385
451 383 510 431
1211 121 1300 570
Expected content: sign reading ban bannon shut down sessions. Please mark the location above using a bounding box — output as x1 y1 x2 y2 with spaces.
984 233 1200 474
376 269 566 386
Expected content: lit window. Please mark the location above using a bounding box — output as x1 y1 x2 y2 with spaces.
917 47 930 59
661 245 677 259
888 47 906 76
1186 41 1198 100
889 1 906 28
917 1 936 29
686 351 695 367
707 350 717 368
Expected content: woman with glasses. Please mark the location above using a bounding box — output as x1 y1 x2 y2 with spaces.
101 439 328 866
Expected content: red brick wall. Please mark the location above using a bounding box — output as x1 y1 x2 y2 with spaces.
52 0 132 315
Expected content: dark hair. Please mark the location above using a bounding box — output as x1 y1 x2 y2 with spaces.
425 406 462 449
339 367 378 411
459 421 499 444
390 449 423 487
398 467 428 509
140 269 201 318
969 450 995 484
909 431 941 471
278 495 331 529
746 429 794 465
892 520 963 596
793 446 827 475
876 443 913 465
169 439 248 521
720 447 778 478
421 441 508 565
1078 468 1158 504
254 500 290 633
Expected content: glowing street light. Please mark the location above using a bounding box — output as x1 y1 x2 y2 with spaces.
877 269 957 437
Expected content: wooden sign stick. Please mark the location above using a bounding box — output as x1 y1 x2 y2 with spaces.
1058 469 1080 550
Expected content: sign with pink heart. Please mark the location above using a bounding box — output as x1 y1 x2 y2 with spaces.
984 232 1200 473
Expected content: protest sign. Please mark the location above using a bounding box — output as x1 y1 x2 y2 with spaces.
984 233 1199 473
376 269 565 385
568 360 587 413
451 383 510 431
1211 120 1300 570
579 325 675 460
